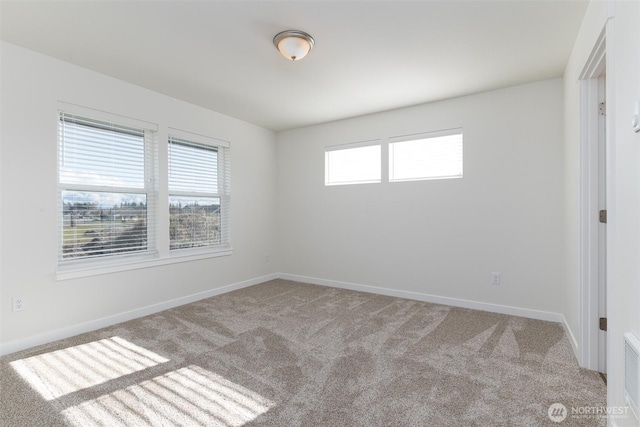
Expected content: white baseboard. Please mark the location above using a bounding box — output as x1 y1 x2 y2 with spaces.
0 273 278 356
2 272 582 364
560 314 580 363
279 273 581 361
279 273 583 361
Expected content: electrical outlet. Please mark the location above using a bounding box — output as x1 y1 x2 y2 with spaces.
265 254 270 263
12 297 25 312
491 272 501 285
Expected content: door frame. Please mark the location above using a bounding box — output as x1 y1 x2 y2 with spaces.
579 28 607 372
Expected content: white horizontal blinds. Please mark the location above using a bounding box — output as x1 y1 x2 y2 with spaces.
58 112 156 262
59 115 145 187
325 140 381 186
168 134 230 250
169 138 218 193
389 129 463 182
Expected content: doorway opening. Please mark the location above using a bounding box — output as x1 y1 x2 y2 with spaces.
579 29 607 374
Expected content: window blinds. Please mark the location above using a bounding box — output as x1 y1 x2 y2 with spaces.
58 112 156 262
389 129 463 182
324 141 381 186
168 134 230 250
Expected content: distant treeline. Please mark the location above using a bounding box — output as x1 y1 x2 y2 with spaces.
170 203 221 249
63 201 221 258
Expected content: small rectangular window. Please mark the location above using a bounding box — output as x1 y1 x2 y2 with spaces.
389 129 463 182
58 112 157 264
325 141 381 186
168 131 230 251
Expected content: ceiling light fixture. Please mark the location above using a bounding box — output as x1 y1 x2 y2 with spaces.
273 30 314 61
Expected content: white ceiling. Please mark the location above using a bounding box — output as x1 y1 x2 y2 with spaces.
0 1 588 131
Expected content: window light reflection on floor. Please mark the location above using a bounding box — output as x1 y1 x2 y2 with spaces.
10 336 169 400
62 365 276 427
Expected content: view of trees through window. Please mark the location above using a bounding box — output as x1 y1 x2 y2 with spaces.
62 191 147 259
59 111 230 265
169 196 221 250
59 112 153 261
168 136 223 250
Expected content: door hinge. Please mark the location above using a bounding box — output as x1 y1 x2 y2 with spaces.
599 101 606 116
599 210 607 224
599 317 607 331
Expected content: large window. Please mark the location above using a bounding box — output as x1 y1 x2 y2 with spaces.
56 106 232 277
324 141 381 186
389 129 463 182
58 111 157 264
168 130 230 251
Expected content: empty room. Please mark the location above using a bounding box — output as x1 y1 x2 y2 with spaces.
1 0 639 426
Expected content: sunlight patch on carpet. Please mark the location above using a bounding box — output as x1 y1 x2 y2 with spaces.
61 365 276 426
10 336 169 400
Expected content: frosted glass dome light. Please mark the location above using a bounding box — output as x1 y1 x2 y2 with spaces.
273 30 314 61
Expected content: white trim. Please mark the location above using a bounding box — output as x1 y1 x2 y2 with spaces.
603 11 616 399
579 76 602 371
578 27 606 80
562 314 580 361
56 248 233 281
280 273 579 360
325 139 381 152
0 273 277 356
2 272 580 363
389 127 463 144
278 273 565 323
578 22 610 372
168 127 230 148
57 101 158 131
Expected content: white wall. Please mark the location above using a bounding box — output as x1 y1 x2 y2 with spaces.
564 0 640 424
0 42 278 352
277 79 566 317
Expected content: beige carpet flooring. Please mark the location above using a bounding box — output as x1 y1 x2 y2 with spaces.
0 279 606 426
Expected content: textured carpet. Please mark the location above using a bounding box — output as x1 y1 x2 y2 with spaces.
1 279 606 426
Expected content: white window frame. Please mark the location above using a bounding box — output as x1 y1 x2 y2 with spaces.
55 104 233 281
168 128 231 256
324 140 381 186
389 128 463 182
57 104 158 273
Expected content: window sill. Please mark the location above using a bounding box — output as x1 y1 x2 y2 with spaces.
56 248 233 281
